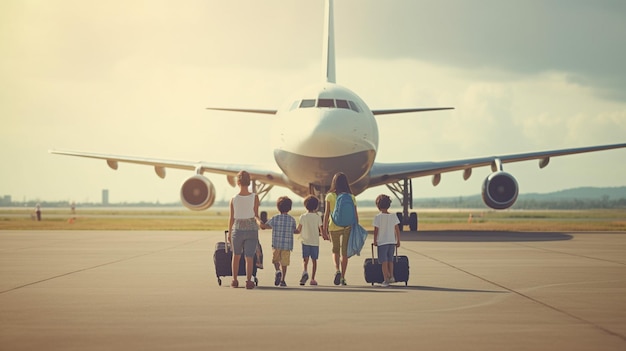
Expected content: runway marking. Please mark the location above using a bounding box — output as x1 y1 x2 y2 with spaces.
0 237 207 295
403 246 626 342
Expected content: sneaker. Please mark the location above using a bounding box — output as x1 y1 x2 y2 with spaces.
230 279 239 288
382 280 389 287
310 279 318 286
340 278 347 286
300 272 309 286
274 271 282 286
280 281 287 287
333 271 341 285
389 277 396 284
245 280 255 289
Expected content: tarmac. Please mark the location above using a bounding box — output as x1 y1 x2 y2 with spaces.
1 230 625 351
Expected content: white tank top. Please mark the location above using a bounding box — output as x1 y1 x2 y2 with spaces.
232 193 255 219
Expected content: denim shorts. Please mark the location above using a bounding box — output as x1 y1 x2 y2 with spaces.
302 244 319 260
377 244 395 263
231 229 258 257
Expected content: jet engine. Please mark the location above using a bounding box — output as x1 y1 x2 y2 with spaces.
180 175 216 211
481 171 519 210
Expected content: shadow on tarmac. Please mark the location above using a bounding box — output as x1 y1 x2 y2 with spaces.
399 231 573 242
253 285 505 294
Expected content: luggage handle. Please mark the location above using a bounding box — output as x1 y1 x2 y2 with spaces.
224 230 231 253
371 242 399 262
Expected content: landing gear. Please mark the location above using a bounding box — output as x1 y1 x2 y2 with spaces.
251 180 274 203
387 178 419 232
395 212 418 231
252 180 274 224
409 212 418 231
309 183 328 215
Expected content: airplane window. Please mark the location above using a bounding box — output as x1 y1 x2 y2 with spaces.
300 99 316 108
317 98 335 108
336 99 350 109
348 101 361 112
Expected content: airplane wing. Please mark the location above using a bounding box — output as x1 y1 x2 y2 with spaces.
371 107 454 115
206 107 277 115
367 142 626 188
206 107 455 116
48 149 289 187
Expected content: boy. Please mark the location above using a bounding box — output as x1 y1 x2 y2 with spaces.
260 196 297 287
373 194 401 287
295 195 327 286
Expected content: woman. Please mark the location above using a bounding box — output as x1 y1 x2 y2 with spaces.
323 172 358 285
228 170 262 289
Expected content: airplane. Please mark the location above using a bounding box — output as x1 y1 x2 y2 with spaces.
50 0 626 231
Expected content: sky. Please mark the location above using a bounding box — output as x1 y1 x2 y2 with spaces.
1 0 626 205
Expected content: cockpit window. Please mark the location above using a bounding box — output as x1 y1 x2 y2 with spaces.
296 98 362 113
336 99 350 109
348 101 361 112
299 99 316 108
317 98 335 108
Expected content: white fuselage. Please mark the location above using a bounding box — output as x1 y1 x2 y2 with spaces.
271 82 378 195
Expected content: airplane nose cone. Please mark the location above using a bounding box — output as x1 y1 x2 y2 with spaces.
273 109 372 158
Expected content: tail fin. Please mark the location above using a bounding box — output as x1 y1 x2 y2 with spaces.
322 0 336 83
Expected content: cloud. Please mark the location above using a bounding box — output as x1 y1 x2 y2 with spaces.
336 1 626 102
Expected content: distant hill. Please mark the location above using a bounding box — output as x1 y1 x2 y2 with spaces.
519 186 626 200
410 186 626 209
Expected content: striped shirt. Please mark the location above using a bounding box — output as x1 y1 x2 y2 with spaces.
267 213 297 250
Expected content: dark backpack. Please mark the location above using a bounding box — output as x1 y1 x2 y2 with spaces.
331 192 356 227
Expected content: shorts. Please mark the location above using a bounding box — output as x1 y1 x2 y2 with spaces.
377 244 396 263
272 248 291 267
330 226 350 257
231 229 259 257
302 244 319 260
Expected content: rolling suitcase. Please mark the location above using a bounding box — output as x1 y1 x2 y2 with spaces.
214 230 260 286
364 243 409 286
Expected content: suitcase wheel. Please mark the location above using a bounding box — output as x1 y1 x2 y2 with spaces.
217 278 222 286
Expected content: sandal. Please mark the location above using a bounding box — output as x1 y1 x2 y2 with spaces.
245 280 255 289
230 279 239 288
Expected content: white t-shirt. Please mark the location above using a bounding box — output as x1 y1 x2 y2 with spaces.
373 212 400 246
298 212 322 246
232 193 255 219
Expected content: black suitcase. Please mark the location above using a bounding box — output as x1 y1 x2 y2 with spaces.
364 243 409 286
214 230 260 286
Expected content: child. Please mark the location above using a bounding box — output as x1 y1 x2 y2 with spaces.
295 195 327 286
260 196 297 287
372 194 401 287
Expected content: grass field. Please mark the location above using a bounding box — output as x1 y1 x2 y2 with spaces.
1 207 625 231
